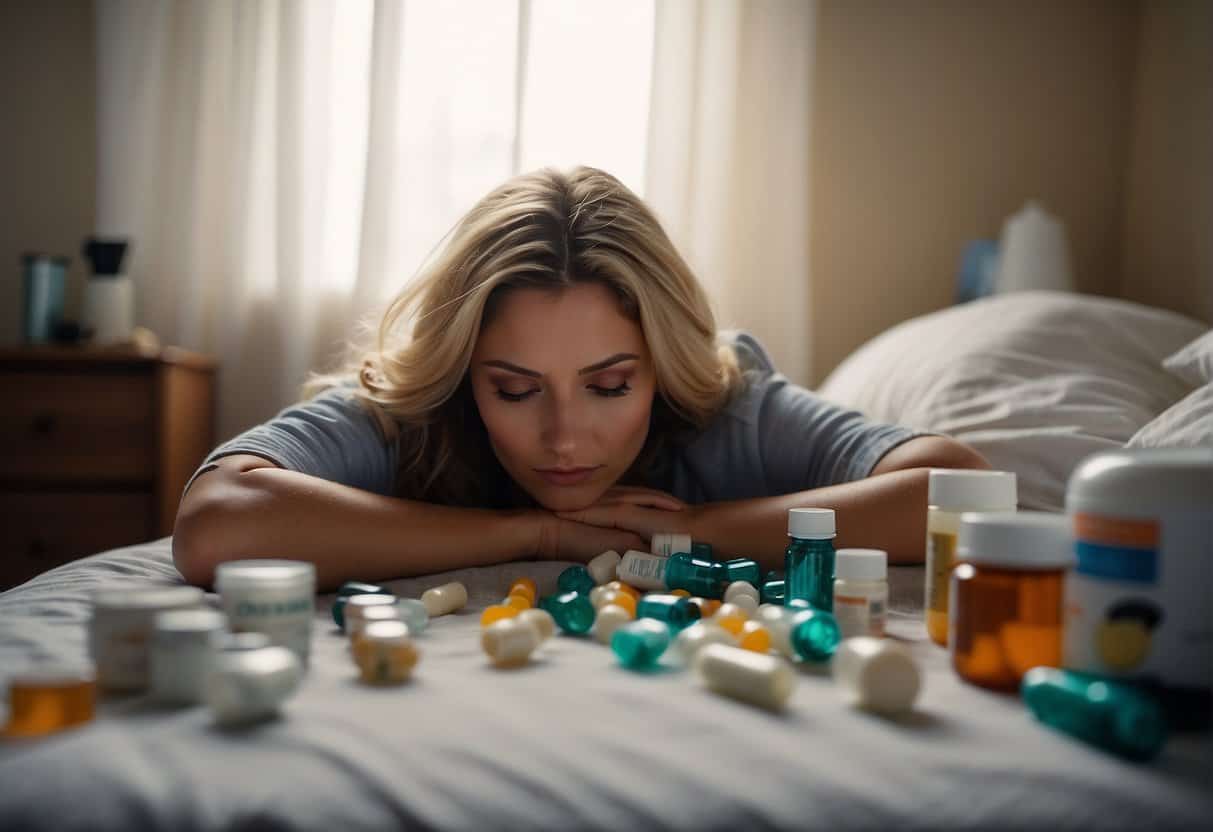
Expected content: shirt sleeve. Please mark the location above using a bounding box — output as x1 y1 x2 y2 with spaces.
185 386 399 496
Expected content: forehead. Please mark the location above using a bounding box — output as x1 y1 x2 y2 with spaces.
473 283 648 366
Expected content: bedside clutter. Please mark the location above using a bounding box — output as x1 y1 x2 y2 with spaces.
0 345 215 590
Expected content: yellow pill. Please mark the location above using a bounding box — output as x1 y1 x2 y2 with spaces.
689 598 722 618
504 593 532 611
480 605 520 628
669 589 692 598
717 615 745 637
601 590 637 618
605 581 641 601
508 578 537 604
738 620 773 653
353 622 420 685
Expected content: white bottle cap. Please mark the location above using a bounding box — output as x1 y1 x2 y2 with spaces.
153 609 226 644
787 508 835 539
834 549 887 581
956 511 1074 569
927 469 1017 511
215 559 316 591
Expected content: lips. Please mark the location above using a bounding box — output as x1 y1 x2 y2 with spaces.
536 466 600 487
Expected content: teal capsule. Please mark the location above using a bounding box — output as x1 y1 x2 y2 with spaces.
789 608 840 662
664 553 727 599
636 593 702 631
540 591 595 635
1021 667 1167 762
761 578 786 605
332 582 393 629
557 565 596 595
395 598 429 634
723 558 762 586
611 619 671 669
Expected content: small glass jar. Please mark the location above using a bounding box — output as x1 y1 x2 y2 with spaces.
785 508 835 610
950 511 1073 690
925 470 1016 645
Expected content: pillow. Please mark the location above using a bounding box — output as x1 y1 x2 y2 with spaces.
1162 329 1213 387
817 291 1206 510
1127 383 1213 448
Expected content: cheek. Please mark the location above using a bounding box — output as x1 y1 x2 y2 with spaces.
603 395 653 453
474 394 533 462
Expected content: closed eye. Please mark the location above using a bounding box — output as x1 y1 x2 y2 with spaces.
493 382 631 402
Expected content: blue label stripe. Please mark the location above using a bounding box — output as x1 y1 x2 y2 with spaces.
1075 541 1157 583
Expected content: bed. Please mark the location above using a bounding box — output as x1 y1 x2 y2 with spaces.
2 291 1210 830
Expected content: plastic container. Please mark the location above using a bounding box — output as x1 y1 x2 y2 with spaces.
90 585 205 691
949 511 1072 690
925 470 1017 645
832 549 888 638
150 609 227 705
784 508 835 610
1063 449 1212 710
215 560 316 665
664 552 727 598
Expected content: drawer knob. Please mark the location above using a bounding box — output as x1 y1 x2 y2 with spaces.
31 412 58 435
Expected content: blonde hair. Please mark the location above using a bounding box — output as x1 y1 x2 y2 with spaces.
330 166 740 506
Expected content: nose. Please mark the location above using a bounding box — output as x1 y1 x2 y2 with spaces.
540 390 587 461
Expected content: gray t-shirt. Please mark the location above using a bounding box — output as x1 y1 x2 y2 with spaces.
192 333 919 502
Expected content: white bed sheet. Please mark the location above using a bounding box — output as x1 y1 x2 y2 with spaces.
1 539 1209 830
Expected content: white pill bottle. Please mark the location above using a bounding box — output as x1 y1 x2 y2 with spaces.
216 560 316 665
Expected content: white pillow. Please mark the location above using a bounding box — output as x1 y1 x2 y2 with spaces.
1127 384 1213 448
1162 329 1213 387
817 291 1206 510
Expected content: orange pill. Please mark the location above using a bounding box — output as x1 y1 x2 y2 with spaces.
669 589 692 598
738 620 773 653
508 578 537 604
605 581 641 601
601 590 637 618
504 593 532 611
4 671 95 738
690 598 722 618
717 615 745 637
480 605 520 628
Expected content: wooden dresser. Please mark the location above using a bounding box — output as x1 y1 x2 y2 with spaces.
0 346 216 590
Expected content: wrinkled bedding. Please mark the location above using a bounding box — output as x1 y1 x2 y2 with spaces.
1 539 1209 830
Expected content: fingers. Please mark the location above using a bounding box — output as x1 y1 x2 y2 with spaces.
555 505 623 529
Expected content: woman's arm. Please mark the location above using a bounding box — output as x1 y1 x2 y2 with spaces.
173 454 644 591
558 436 991 570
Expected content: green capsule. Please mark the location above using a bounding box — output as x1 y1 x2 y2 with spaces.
789 608 840 662
664 553 727 599
1021 667 1167 762
612 619 671 669
723 558 762 586
636 593 702 631
557 566 596 595
540 591 595 635
332 582 392 629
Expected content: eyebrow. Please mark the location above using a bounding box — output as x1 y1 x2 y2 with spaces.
481 353 640 378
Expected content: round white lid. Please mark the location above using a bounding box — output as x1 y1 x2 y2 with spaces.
928 469 1017 510
92 585 203 610
956 511 1074 569
215 559 316 586
788 508 836 539
1066 447 1213 517
154 609 226 636
834 549 887 581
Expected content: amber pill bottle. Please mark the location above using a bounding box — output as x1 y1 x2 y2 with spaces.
950 511 1074 691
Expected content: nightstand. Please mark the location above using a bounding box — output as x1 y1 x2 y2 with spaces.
0 345 216 590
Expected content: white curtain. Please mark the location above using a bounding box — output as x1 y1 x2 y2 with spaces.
95 0 813 442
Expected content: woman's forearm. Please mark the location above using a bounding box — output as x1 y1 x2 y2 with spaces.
692 468 931 571
173 465 538 591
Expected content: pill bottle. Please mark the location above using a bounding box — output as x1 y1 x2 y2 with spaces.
1063 448 1212 724
950 511 1072 690
617 550 669 591
90 585 205 691
664 552 727 599
3 668 96 738
151 609 227 705
925 469 1016 645
215 560 316 665
832 549 887 638
785 508 835 610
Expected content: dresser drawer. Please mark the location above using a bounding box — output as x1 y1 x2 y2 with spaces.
0 491 155 590
0 371 155 482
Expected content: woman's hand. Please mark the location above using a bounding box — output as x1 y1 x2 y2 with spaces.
532 511 646 563
553 486 699 545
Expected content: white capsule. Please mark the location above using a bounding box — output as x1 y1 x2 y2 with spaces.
516 608 555 642
832 637 921 714
713 602 749 622
206 646 302 725
343 594 398 634
673 621 735 663
728 593 759 616
616 550 669 591
594 604 632 645
693 643 797 711
589 585 611 610
587 550 622 586
482 618 541 668
724 581 760 605
421 582 468 617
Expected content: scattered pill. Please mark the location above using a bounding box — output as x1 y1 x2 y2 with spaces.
517 608 556 642
694 643 797 711
421 582 468 617
612 619 671 669
508 578 538 604
595 604 633 645
482 618 541 668
832 637 921 714
738 620 773 653
480 604 520 629
353 621 420 685
673 622 735 664
587 550 622 585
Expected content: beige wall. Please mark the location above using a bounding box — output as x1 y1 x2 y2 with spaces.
0 0 96 346
1121 0 1213 324
809 0 1142 384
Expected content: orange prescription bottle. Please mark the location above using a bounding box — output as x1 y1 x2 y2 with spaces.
3 669 96 738
924 469 1017 645
950 511 1073 690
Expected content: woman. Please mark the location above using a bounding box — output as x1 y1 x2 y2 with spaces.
174 167 988 590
